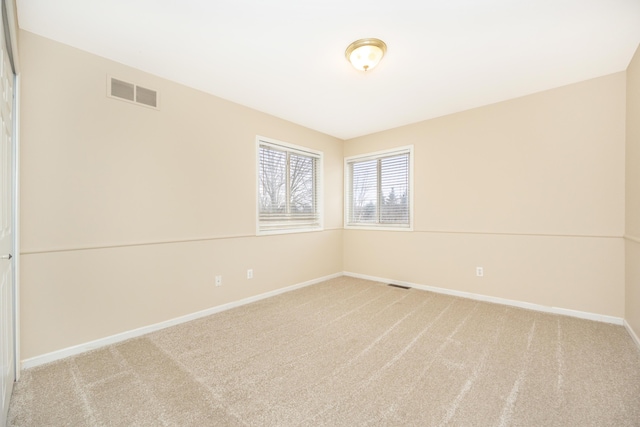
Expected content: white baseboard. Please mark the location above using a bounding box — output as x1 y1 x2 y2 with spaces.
344 271 624 325
625 320 640 352
21 272 343 369
22 271 630 369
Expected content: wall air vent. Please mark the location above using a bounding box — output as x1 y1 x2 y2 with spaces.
135 85 157 108
108 76 159 109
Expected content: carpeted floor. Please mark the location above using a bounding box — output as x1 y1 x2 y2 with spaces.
8 276 640 426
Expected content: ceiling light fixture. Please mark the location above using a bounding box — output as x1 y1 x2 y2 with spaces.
345 38 387 72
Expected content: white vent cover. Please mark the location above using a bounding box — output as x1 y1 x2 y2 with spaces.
108 76 159 109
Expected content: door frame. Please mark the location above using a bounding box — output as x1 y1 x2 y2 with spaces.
11 71 19 382
3 0 20 382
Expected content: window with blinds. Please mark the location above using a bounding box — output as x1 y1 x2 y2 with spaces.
257 137 323 234
345 146 413 229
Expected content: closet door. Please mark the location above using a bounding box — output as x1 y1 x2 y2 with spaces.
0 7 15 425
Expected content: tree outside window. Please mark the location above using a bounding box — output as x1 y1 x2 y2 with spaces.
346 147 412 229
258 138 322 234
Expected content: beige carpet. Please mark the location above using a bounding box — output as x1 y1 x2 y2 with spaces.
8 276 640 426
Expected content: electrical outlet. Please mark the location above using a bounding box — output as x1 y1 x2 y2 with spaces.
215 275 222 286
476 267 484 277
247 269 253 279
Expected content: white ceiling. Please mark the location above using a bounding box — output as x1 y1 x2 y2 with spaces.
15 0 640 140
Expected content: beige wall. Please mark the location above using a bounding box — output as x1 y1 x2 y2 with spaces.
626 44 640 340
19 28 636 361
19 31 344 359
344 73 626 317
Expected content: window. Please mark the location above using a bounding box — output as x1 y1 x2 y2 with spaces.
345 146 413 229
257 137 322 234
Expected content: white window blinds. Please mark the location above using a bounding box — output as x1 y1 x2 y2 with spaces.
346 146 412 229
258 138 322 234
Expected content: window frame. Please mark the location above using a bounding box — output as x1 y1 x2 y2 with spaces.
344 145 414 231
256 136 323 236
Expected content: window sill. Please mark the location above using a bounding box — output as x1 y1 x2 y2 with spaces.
257 226 324 236
344 224 413 232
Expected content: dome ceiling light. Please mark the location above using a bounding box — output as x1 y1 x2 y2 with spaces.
345 38 387 72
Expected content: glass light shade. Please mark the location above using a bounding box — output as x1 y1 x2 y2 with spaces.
345 38 387 72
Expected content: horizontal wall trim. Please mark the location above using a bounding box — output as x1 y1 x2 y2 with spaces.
24 229 622 256
345 229 623 240
21 272 343 369
21 228 344 255
344 271 624 326
625 320 640 352
624 235 640 244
